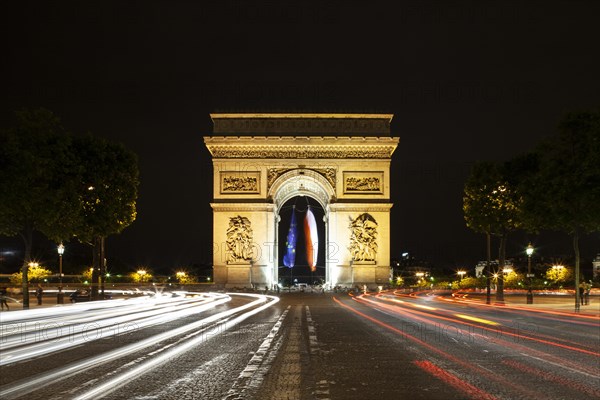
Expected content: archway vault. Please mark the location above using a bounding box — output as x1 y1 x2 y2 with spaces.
204 113 399 289
269 168 335 211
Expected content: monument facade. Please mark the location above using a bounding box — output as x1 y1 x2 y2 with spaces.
204 113 399 289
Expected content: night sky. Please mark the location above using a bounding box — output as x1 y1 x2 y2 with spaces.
1 1 599 276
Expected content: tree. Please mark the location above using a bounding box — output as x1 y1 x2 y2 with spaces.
463 161 523 302
0 108 80 308
71 134 139 299
9 263 52 285
0 108 140 306
545 266 571 286
519 109 600 310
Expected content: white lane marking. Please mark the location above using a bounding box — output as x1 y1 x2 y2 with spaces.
224 306 290 399
306 306 330 399
305 306 319 355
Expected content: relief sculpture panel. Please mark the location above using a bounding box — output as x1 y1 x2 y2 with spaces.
343 171 383 194
226 215 254 263
220 171 260 194
349 213 378 262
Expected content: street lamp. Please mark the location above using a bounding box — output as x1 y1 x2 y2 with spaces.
57 243 65 304
457 270 466 281
526 242 534 304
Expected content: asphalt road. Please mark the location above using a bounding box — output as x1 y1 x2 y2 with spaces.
1 291 598 400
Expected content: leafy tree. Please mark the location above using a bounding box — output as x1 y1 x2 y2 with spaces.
545 266 571 285
9 263 52 285
71 134 139 299
502 270 522 289
457 276 479 289
463 162 523 302
175 272 195 285
0 108 80 308
519 109 600 309
131 270 152 283
0 108 139 306
82 267 94 282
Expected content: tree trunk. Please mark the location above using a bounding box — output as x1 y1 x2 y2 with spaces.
100 237 105 299
496 233 507 303
574 230 580 312
486 231 491 305
91 236 103 300
19 226 33 309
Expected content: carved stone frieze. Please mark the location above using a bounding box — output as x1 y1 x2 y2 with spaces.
208 145 396 159
226 216 253 263
345 176 380 192
222 176 258 192
349 213 378 262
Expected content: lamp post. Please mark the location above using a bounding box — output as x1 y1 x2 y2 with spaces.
457 270 466 281
526 242 534 304
57 243 65 304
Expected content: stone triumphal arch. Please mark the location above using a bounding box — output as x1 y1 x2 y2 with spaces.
204 114 399 289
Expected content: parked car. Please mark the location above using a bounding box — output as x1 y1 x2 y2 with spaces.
69 289 91 303
69 289 113 302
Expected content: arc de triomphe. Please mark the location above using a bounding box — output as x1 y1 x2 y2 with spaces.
204 113 399 289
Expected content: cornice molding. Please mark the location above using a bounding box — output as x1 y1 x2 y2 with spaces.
209 113 394 135
210 203 275 212
329 203 393 212
204 137 399 159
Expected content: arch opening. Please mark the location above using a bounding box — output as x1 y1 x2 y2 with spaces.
277 196 326 286
270 168 334 288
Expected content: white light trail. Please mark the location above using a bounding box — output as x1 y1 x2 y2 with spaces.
0 294 228 365
73 294 279 400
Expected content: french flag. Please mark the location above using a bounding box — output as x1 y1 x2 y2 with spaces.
304 207 318 272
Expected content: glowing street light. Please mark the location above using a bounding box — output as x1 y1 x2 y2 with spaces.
526 242 534 304
57 243 65 304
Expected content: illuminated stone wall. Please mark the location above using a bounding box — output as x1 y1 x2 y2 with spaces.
205 114 399 289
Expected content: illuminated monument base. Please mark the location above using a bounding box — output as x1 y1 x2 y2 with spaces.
204 114 399 289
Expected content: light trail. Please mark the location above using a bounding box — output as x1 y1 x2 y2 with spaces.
0 294 220 352
438 295 600 324
501 358 600 397
453 314 500 325
333 296 541 399
0 293 277 400
413 360 498 400
73 294 279 400
340 293 600 396
0 294 229 365
365 293 600 357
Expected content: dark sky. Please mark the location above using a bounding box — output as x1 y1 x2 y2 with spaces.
1 1 599 274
